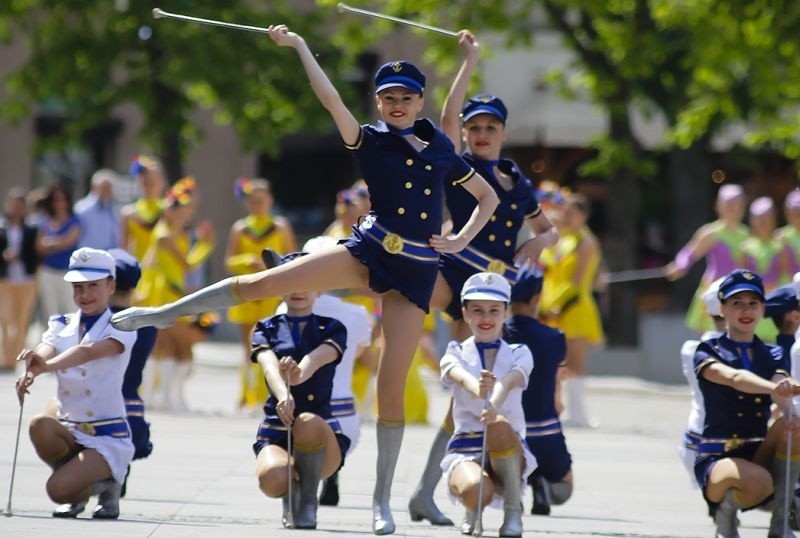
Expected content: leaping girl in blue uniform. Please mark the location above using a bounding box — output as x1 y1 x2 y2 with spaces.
109 24 498 535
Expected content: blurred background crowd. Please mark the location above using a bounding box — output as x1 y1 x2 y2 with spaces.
3 2 800 399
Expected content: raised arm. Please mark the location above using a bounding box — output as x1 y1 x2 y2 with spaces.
267 25 361 146
666 222 718 280
440 30 480 151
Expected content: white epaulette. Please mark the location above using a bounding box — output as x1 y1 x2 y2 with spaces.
446 340 462 352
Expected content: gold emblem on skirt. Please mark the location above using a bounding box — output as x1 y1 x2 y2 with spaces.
724 438 744 452
77 422 96 436
382 233 404 255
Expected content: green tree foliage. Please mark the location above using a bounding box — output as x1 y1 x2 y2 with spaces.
0 0 352 174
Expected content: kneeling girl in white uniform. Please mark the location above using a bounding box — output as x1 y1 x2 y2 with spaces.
15 247 137 518
439 272 535 537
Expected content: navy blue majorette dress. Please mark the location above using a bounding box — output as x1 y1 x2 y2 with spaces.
112 305 157 460
504 314 572 483
251 313 350 463
341 119 475 313
693 334 789 507
439 155 541 319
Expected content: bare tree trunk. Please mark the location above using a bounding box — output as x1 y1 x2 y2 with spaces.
667 141 712 309
602 115 642 346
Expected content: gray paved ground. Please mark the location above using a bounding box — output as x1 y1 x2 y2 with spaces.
0 341 775 537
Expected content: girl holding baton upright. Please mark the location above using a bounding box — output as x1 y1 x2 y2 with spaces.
439 272 534 537
111 24 498 535
251 252 349 530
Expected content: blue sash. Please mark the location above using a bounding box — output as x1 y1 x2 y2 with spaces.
62 417 130 438
330 398 356 417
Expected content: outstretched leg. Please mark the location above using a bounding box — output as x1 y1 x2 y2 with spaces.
112 247 368 330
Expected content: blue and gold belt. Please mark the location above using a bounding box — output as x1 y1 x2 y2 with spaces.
447 245 518 283
683 430 701 450
257 416 344 442
446 431 484 455
359 217 439 264
525 418 562 439
61 417 130 438
330 398 356 417
125 398 145 418
697 436 764 455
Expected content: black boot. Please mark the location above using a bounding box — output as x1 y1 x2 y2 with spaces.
529 471 551 516
120 465 130 498
319 470 340 506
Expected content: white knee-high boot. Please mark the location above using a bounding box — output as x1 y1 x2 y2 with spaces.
157 359 176 411
167 361 191 412
563 377 596 428
139 360 159 408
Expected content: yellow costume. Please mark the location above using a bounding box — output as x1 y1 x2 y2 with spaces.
126 199 165 306
540 228 604 344
226 215 292 324
125 198 165 262
137 220 215 308
227 214 293 409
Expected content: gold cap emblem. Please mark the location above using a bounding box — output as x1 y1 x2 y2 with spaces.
391 61 403 73
79 251 91 262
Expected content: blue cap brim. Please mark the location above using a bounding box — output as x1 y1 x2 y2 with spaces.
461 105 506 123
461 287 510 303
376 76 423 94
721 283 765 301
64 268 113 283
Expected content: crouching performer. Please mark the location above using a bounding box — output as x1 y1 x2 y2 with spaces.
251 252 349 530
15 247 136 519
693 269 800 537
440 272 535 537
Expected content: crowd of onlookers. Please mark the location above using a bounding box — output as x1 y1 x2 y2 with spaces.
0 169 124 369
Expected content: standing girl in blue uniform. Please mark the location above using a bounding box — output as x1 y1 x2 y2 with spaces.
504 268 573 516
251 253 349 530
693 269 800 537
111 24 498 535
15 248 137 519
410 30 558 526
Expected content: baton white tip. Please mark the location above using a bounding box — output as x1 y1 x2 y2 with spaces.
152 8 165 19
336 3 347 13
